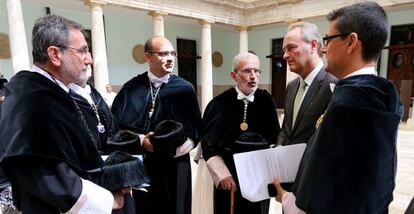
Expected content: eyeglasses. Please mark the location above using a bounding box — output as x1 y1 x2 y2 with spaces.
240 68 261 74
322 33 351 46
147 51 177 57
59 46 90 55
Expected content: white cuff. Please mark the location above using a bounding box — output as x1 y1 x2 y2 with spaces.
174 138 194 158
281 192 306 214
64 179 113 214
139 134 145 146
206 155 232 187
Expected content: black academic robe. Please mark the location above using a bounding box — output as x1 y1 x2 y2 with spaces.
293 75 403 214
111 72 201 214
71 86 118 153
201 88 280 214
0 77 7 118
71 85 136 214
0 71 103 213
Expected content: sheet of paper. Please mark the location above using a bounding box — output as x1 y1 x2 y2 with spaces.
233 143 306 202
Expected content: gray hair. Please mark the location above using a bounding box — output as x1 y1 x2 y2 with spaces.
32 14 83 63
232 52 260 72
287 22 323 57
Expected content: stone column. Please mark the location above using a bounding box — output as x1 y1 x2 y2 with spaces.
236 26 250 54
6 0 30 74
199 20 214 112
87 0 110 94
148 11 167 37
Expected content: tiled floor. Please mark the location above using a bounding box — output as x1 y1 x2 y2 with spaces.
191 122 414 214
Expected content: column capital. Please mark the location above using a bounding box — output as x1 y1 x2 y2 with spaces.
148 11 168 17
235 26 251 32
198 19 215 26
285 18 301 25
84 0 107 7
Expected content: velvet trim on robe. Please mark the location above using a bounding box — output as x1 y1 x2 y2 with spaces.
201 88 280 214
70 86 118 153
293 75 402 214
71 85 137 214
0 71 105 212
112 72 200 140
0 71 103 171
70 85 141 155
111 72 201 214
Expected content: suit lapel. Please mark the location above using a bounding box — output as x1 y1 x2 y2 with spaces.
293 69 326 129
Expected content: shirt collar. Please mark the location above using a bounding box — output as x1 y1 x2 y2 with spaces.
303 61 324 87
344 66 377 79
148 70 170 88
69 83 94 105
31 65 69 93
235 85 255 102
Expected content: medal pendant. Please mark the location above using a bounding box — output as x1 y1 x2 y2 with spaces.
149 109 154 118
240 122 248 131
97 124 105 133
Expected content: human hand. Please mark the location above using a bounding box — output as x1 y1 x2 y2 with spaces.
220 176 237 192
273 178 286 202
142 132 154 152
112 188 131 209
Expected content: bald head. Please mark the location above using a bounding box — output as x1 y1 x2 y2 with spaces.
144 36 176 77
144 36 173 53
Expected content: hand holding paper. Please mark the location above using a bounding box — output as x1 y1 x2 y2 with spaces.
233 143 306 202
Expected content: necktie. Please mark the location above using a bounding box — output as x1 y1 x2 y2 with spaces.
292 80 306 128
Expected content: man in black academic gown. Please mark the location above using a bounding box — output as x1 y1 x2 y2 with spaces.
0 14 128 213
201 52 280 214
273 2 403 214
112 36 201 214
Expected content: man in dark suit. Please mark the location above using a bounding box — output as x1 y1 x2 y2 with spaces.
277 22 337 192
277 22 337 148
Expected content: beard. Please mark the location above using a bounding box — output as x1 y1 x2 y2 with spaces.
61 58 88 85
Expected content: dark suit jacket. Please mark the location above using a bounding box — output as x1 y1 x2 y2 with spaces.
277 68 337 146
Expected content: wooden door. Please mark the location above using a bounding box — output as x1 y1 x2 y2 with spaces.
177 38 198 91
267 38 287 109
387 45 414 96
387 24 414 96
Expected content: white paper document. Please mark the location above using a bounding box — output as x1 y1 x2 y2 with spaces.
233 143 306 202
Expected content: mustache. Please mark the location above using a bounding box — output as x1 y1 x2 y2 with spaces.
249 81 257 84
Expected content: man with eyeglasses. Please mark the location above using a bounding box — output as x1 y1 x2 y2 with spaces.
201 52 280 214
277 22 337 193
272 2 403 213
0 15 130 213
111 36 201 214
